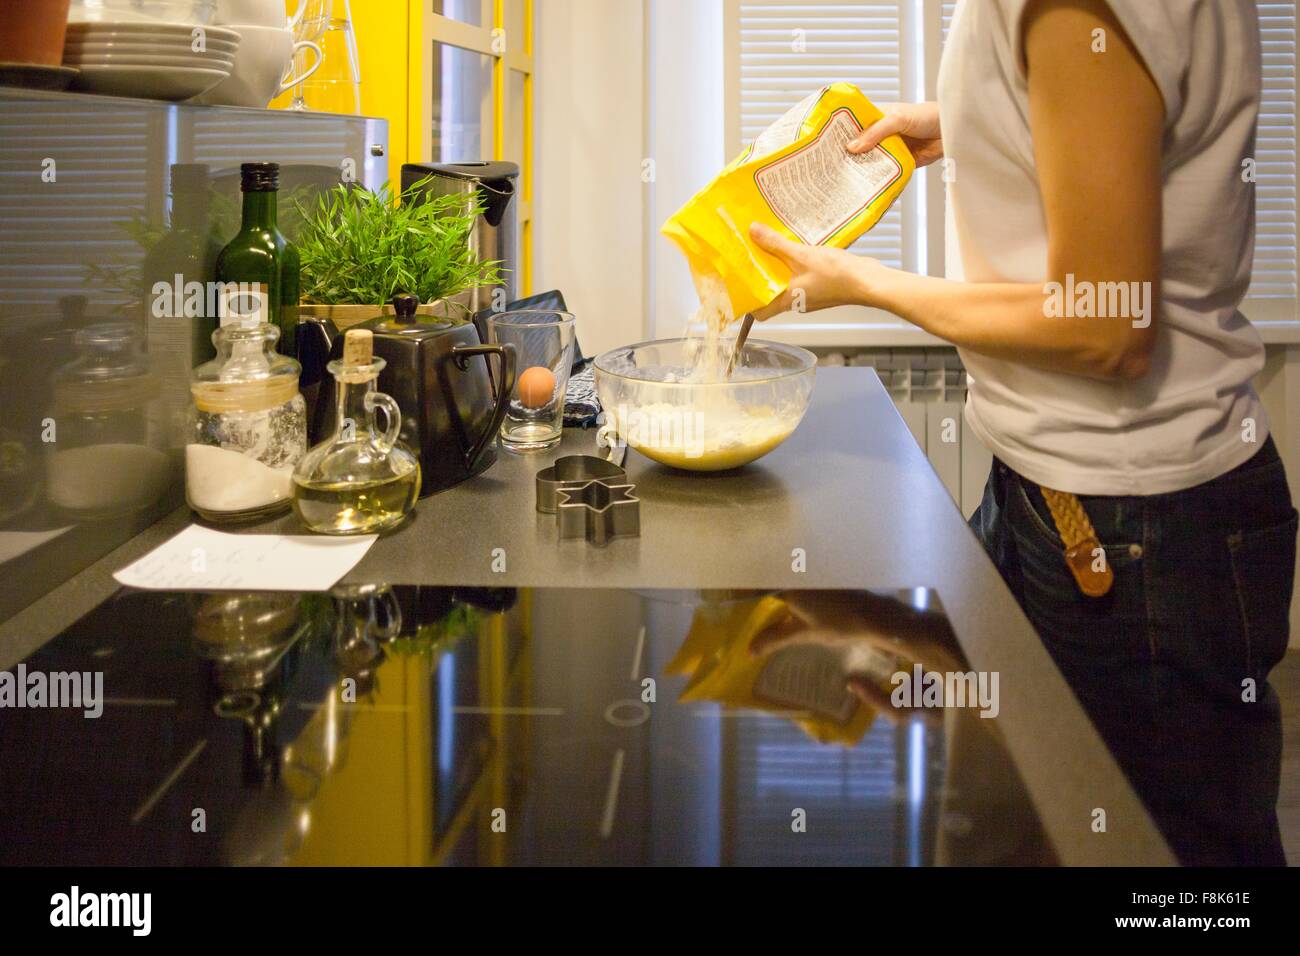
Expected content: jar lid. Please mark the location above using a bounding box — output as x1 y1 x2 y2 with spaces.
192 376 300 414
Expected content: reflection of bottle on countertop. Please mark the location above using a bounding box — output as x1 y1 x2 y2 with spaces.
144 164 224 450
216 162 300 357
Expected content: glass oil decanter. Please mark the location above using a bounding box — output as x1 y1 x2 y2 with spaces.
292 330 420 534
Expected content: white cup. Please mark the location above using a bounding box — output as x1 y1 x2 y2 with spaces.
192 24 321 108
212 0 290 28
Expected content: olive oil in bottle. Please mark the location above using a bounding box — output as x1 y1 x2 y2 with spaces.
291 330 420 535
292 472 419 534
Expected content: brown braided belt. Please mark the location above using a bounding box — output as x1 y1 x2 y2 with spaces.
1038 488 1114 597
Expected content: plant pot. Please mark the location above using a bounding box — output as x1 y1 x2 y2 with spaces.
0 0 72 66
298 289 475 330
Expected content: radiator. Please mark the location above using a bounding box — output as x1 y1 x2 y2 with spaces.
822 348 992 518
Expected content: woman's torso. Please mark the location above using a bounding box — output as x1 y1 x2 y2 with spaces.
938 0 1266 496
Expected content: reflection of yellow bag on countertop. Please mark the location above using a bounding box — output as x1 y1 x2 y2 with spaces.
662 83 915 321
676 595 875 746
666 601 742 677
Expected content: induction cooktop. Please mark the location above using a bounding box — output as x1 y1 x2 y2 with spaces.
0 585 1053 866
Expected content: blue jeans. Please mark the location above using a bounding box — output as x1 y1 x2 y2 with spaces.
969 437 1296 866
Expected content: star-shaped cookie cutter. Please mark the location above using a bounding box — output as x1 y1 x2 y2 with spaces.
555 479 641 547
535 455 628 513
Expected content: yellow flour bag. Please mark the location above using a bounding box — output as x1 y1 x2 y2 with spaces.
662 83 915 320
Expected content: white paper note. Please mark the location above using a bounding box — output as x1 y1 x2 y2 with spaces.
114 525 378 591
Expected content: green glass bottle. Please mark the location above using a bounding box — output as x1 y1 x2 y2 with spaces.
215 162 300 356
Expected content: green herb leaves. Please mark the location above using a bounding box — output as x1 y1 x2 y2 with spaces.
295 176 503 306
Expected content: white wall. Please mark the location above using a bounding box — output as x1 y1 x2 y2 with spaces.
533 0 649 358
646 0 725 340
533 0 727 354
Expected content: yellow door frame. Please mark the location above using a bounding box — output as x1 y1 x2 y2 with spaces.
409 0 534 295
311 2 533 291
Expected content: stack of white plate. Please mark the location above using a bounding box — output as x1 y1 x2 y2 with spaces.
64 21 239 100
69 0 217 26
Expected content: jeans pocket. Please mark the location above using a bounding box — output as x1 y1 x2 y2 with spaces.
1011 474 1140 557
1011 477 1066 551
1227 509 1298 675
1007 475 1145 642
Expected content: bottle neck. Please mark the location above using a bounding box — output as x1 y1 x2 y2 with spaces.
221 329 274 376
335 375 375 439
172 189 211 233
240 189 277 231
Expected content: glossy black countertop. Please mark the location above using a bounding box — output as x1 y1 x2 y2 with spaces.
2 585 1055 866
0 369 1174 864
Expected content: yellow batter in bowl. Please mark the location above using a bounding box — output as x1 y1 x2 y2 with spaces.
593 338 816 472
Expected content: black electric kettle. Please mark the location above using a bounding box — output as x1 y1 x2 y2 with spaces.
302 295 517 497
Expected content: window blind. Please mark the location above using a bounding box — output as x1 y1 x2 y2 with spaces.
731 714 908 865
1253 1 1297 300
186 111 372 170
0 100 158 310
939 0 1295 304
727 0 1298 331
940 0 957 44
0 101 383 314
735 0 910 269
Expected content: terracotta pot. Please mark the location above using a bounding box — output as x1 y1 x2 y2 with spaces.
0 0 72 66
298 290 475 330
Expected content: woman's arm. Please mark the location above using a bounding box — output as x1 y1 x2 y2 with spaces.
751 0 1164 382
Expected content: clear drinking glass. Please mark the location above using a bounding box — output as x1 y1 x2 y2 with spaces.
488 310 576 450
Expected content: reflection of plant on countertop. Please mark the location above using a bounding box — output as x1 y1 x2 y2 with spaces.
383 604 481 658
295 176 502 309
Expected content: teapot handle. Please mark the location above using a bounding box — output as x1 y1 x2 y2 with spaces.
364 391 402 456
452 342 518 471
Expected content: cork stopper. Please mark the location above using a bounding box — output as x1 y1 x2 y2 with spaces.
338 329 376 383
342 329 373 365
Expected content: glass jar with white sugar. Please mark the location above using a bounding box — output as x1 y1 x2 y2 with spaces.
187 304 307 523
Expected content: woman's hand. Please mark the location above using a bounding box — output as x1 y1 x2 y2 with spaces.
848 101 943 166
749 590 966 676
749 222 882 321
747 590 966 723
745 103 937 323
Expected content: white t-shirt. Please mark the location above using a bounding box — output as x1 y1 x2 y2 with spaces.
938 0 1267 496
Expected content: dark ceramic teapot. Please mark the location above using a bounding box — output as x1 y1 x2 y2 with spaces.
301 294 517 497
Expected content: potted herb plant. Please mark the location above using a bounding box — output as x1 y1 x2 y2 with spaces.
295 175 502 329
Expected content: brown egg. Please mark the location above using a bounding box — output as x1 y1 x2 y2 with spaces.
518 365 557 409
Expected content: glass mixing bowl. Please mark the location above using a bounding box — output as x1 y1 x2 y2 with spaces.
592 337 816 471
